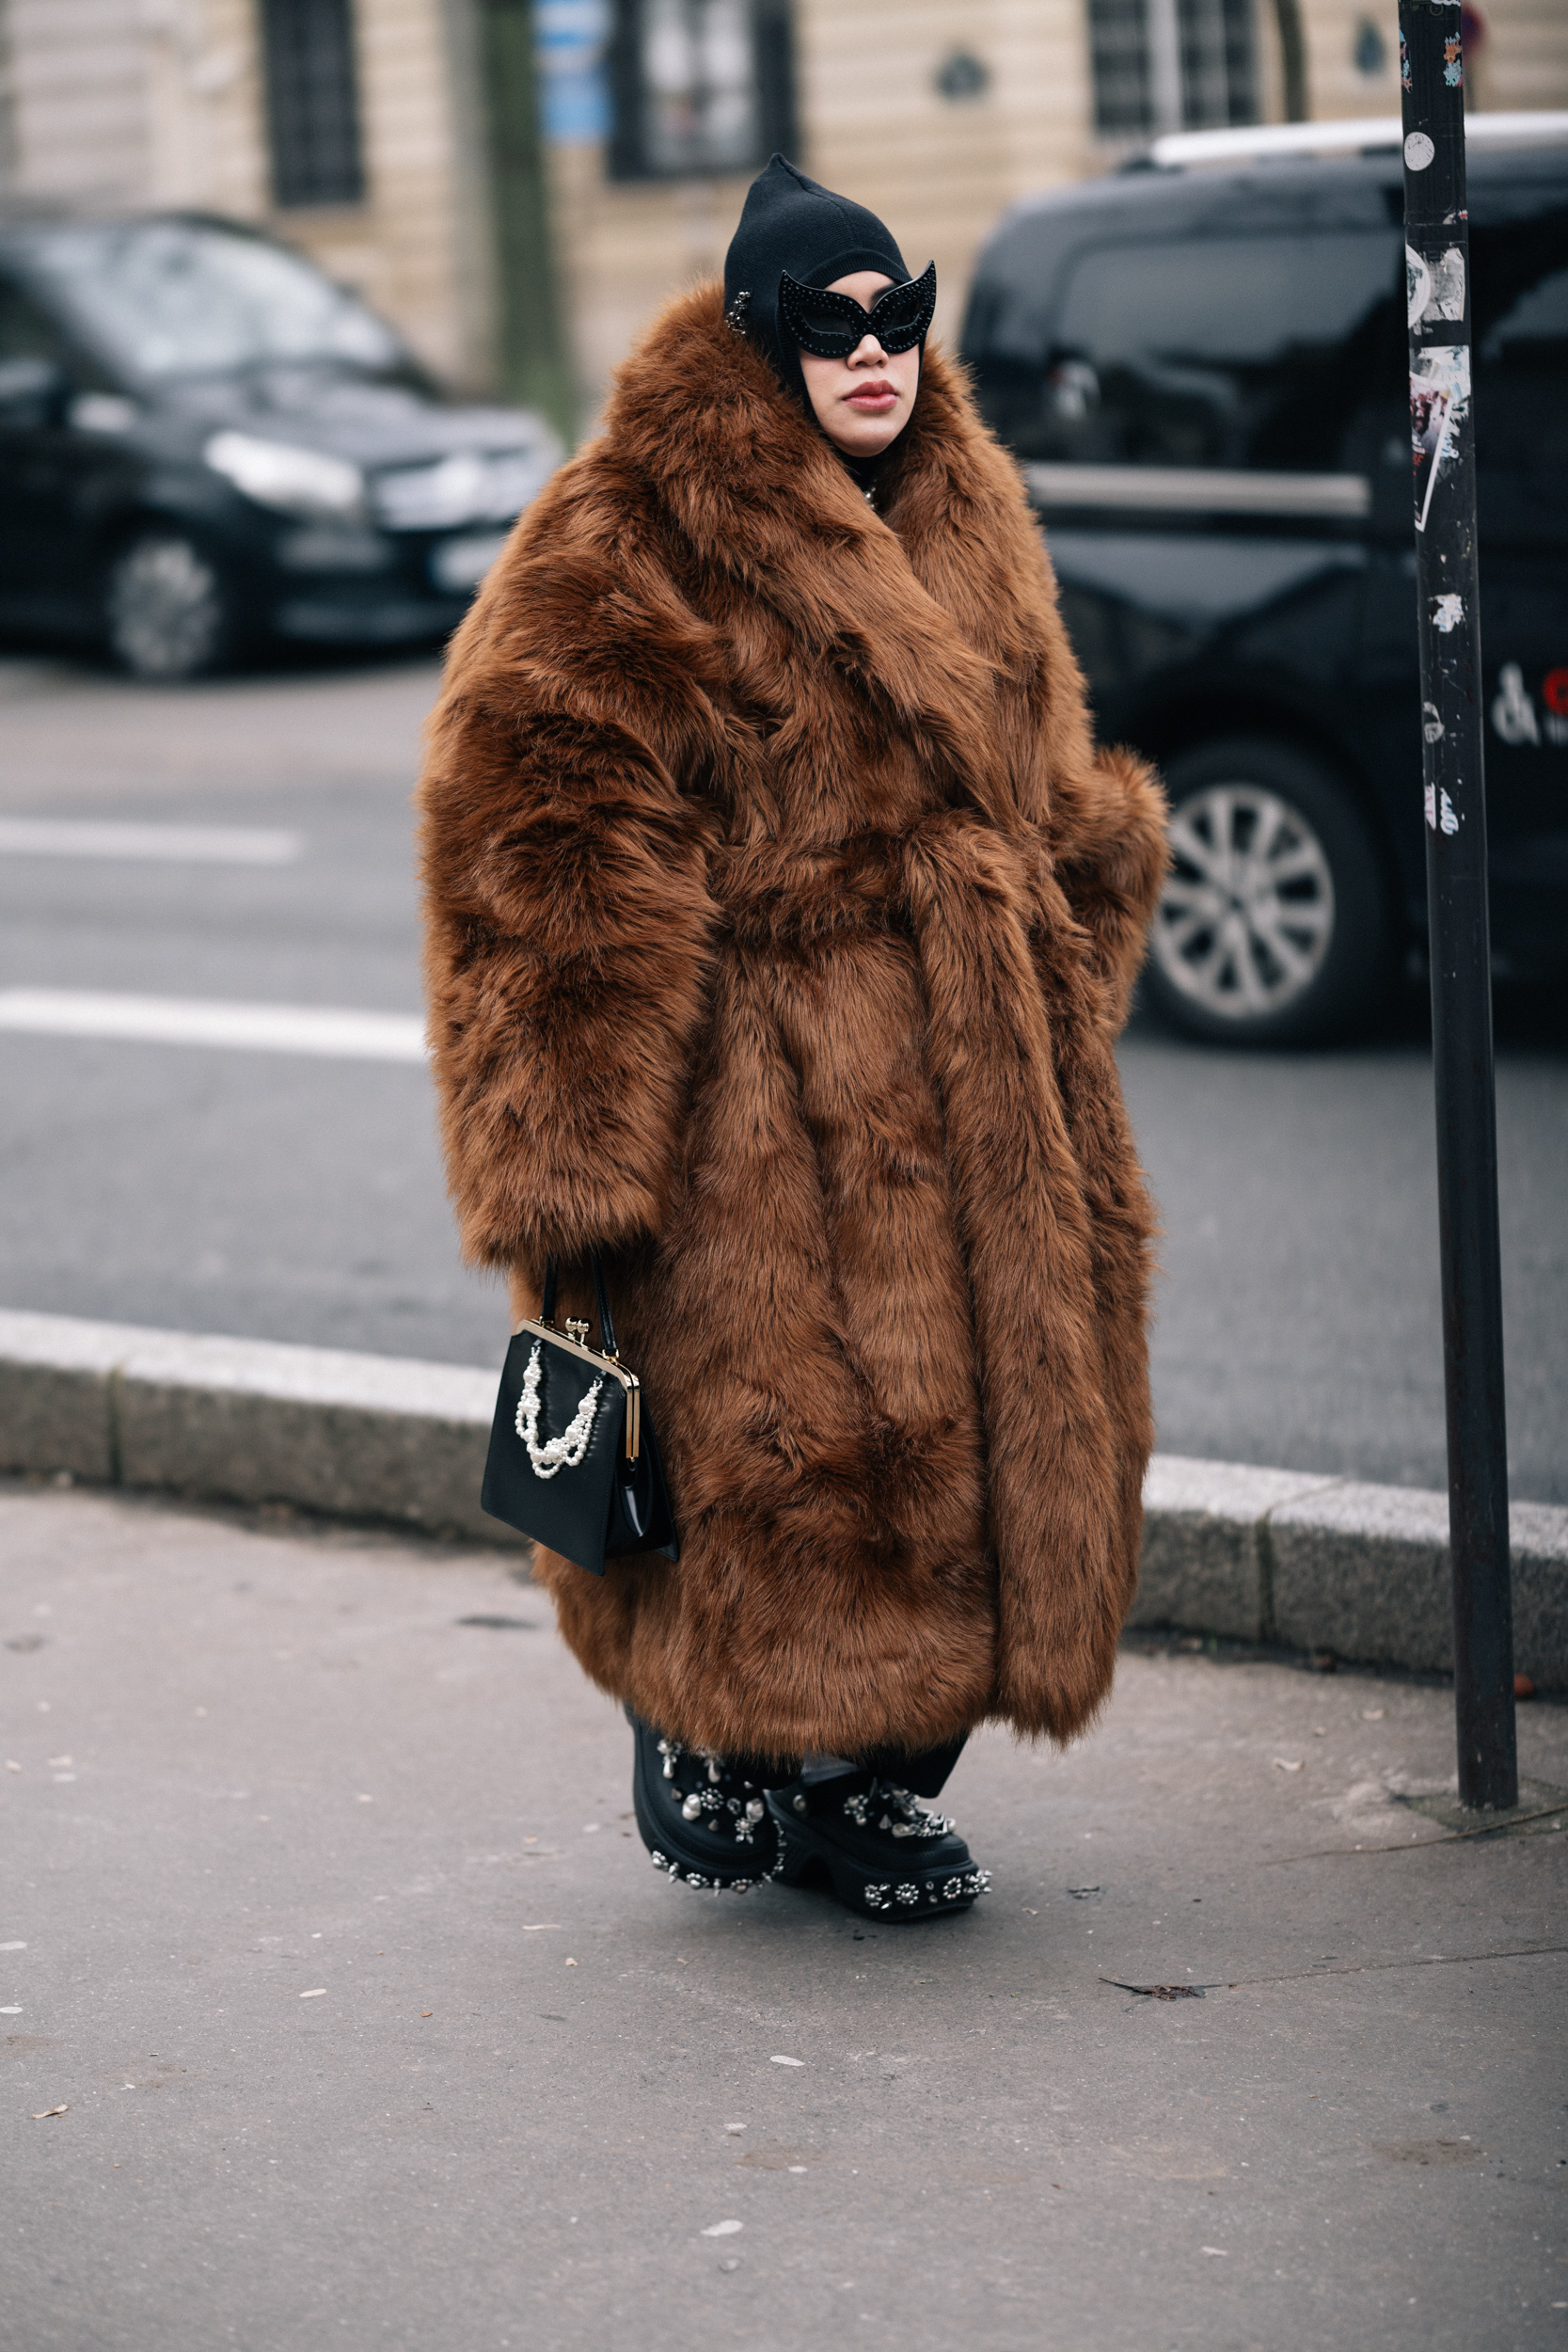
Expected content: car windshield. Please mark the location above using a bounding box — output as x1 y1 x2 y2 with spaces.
23 218 414 385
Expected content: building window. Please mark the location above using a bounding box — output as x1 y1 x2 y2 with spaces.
1087 0 1257 138
607 0 796 182
260 0 366 208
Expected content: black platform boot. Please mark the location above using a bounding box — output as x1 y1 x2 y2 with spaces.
766 1771 990 1919
629 1712 784 1891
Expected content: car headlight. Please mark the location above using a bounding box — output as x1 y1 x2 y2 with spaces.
204 430 365 519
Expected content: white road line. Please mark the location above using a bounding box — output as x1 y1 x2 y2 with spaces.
0 819 303 865
0 989 427 1061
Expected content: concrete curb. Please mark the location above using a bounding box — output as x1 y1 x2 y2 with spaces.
3 1308 1563 1684
0 1308 514 1548
1131 1453 1566 1683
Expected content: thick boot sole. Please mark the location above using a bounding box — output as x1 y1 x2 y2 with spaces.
631 1733 781 1892
770 1810 990 1920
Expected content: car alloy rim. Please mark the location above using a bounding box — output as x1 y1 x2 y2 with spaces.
106 539 224 679
1152 783 1337 1020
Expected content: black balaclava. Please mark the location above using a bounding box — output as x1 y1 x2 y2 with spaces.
722 154 921 487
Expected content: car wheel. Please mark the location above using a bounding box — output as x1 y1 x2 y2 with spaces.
103 532 235 681
1144 739 1391 1047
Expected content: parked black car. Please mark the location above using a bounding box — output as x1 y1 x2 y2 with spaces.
0 213 562 681
963 116 1568 1043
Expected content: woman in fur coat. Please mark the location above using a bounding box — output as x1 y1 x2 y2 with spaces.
418 157 1167 1921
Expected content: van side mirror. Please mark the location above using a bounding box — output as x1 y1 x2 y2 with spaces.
0 355 71 426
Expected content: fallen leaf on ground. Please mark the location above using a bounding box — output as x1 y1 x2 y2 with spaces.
31 2106 68 2120
736 2143 826 2170
1103 1979 1207 2000
770 2055 804 2066
1374 2138 1482 2166
701 2219 743 2237
1202 2245 1228 2256
298 1988 326 1999
1273 1758 1304 1772
1515 1675 1535 1700
420 2010 433 2018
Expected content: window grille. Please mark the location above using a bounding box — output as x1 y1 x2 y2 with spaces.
260 0 367 209
1087 0 1256 138
608 0 796 182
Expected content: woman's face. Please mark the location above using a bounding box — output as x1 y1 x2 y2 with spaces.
797 271 921 458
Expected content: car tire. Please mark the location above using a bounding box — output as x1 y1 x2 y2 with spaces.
103 532 237 682
1143 738 1392 1047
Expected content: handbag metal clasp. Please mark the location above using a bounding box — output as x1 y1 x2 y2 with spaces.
564 1318 590 1344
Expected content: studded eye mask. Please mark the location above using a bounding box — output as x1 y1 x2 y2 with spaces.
778 261 937 358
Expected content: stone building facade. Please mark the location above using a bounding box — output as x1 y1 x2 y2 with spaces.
1 0 1563 432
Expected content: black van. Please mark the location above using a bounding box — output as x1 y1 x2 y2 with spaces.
0 213 561 683
962 116 1568 1044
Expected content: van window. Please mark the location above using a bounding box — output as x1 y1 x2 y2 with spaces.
0 276 71 364
1043 230 1399 469
1474 204 1568 511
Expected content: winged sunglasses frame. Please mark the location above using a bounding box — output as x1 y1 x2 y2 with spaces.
778 261 937 359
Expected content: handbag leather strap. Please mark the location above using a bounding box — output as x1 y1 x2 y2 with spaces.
541 1251 618 1359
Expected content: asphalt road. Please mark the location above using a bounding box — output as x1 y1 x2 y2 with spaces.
1 651 1563 1502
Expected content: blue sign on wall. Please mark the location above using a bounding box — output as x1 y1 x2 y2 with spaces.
537 0 610 143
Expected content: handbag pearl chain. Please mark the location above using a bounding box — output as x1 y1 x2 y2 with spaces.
516 1341 602 1478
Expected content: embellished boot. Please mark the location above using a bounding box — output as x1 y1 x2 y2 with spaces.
766 1771 990 1918
629 1711 783 1890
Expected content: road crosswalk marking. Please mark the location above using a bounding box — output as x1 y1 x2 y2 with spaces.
0 989 427 1061
0 819 302 865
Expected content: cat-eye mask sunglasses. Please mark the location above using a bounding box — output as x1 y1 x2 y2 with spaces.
777 262 937 359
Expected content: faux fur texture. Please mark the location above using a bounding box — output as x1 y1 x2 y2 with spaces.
417 285 1167 1759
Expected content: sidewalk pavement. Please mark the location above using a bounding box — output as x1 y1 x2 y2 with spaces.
3 1480 1565 2352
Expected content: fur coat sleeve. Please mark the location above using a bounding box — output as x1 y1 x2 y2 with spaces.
1024 557 1169 1030
418 491 725 1266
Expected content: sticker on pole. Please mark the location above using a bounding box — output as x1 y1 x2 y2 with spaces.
1423 782 1461 835
1410 346 1470 532
1404 130 1435 171
1406 244 1465 330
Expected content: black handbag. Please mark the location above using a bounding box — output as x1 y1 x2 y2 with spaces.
481 1252 678 1575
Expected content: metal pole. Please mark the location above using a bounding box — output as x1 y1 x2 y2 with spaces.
1398 0 1516 1809
1145 0 1185 136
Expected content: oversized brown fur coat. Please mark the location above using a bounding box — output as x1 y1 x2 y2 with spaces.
418 285 1167 1761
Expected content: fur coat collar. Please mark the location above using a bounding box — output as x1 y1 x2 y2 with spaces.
419 286 1167 1756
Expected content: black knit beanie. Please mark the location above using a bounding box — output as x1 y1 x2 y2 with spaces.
722 153 915 415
